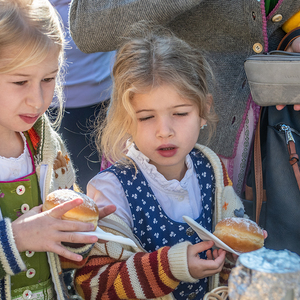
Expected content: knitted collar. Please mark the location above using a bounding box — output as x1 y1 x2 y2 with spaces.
24 115 45 162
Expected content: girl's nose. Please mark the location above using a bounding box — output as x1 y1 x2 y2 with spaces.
156 118 174 138
26 84 44 110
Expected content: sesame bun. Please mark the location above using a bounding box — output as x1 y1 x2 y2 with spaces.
213 217 264 253
43 189 99 230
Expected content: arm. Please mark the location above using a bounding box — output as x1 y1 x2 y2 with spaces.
69 0 201 53
74 243 181 299
0 218 26 279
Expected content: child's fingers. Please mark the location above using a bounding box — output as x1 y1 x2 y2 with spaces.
213 249 226 262
189 240 214 255
98 204 116 219
206 249 213 260
52 244 83 261
207 248 228 261
54 219 95 232
59 231 98 244
47 198 84 219
204 255 225 273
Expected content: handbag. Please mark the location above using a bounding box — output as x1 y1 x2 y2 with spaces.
244 105 300 255
244 50 300 106
243 49 300 255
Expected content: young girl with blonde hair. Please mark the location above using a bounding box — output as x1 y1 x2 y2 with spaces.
76 25 246 299
0 1 115 299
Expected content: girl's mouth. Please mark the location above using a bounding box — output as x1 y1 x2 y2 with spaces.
156 145 178 157
19 114 39 125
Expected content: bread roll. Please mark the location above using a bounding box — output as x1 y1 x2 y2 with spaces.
213 217 264 253
43 189 99 230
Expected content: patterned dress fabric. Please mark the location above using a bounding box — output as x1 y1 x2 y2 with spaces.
105 149 215 300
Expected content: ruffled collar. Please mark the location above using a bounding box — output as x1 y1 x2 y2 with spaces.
127 143 194 194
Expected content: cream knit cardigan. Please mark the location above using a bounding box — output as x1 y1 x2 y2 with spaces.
2 115 76 300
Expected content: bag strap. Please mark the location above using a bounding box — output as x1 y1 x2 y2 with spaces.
254 109 300 224
254 109 264 224
287 136 300 189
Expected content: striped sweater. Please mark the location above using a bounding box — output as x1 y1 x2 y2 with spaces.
69 144 244 300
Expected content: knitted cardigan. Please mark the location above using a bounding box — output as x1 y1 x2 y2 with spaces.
69 0 300 159
0 114 91 300
70 144 245 300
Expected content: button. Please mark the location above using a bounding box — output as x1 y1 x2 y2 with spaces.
22 290 32 299
21 204 30 214
253 43 263 53
16 185 25 195
186 227 195 236
272 14 283 23
188 292 197 299
26 268 36 278
25 250 35 258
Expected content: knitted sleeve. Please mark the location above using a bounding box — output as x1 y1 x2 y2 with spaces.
73 245 180 299
0 219 26 279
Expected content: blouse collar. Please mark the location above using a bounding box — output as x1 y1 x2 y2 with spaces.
127 143 194 193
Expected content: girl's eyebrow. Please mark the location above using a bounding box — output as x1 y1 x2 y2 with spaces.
135 109 153 114
136 104 193 114
8 68 59 77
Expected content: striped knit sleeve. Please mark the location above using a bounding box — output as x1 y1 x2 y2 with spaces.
0 218 26 279
74 246 180 299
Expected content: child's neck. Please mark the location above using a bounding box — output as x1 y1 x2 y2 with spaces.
155 163 188 181
0 131 24 159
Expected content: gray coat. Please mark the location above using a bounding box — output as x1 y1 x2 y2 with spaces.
69 0 300 158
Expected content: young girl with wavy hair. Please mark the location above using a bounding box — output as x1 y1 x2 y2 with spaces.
76 25 246 300
0 1 115 298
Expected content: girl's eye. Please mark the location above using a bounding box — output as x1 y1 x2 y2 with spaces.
13 81 27 86
139 116 153 121
175 112 188 116
42 77 55 83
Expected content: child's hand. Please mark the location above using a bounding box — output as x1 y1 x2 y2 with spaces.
187 241 226 279
12 198 99 261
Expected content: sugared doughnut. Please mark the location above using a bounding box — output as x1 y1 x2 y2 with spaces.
213 217 264 253
43 189 99 230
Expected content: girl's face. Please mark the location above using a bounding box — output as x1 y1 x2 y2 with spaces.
0 48 59 136
131 84 206 181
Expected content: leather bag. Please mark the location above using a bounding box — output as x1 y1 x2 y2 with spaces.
244 104 300 256
243 33 300 254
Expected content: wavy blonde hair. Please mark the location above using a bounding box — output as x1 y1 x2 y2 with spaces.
0 0 65 127
98 23 218 165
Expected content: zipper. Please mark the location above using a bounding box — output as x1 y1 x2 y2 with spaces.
275 123 300 144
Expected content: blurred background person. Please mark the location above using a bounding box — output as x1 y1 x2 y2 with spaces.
50 0 115 193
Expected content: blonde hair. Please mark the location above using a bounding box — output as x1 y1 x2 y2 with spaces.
0 0 65 127
98 23 218 165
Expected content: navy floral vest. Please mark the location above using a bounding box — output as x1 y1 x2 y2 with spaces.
104 149 215 300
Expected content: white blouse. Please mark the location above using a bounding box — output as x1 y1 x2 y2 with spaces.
0 132 33 182
87 144 203 229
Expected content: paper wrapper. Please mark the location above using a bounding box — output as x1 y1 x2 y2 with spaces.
228 248 300 300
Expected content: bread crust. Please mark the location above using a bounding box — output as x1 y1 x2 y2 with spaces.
213 217 264 253
43 189 99 230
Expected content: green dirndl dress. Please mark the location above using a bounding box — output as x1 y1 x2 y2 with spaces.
0 135 55 300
